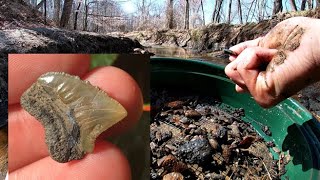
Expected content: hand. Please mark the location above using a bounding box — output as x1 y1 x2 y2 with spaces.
225 17 320 108
8 54 143 179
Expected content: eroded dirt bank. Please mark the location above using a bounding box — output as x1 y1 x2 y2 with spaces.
112 8 320 55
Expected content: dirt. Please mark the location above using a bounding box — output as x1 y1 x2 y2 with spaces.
295 82 320 121
0 0 142 57
0 127 7 179
0 56 7 128
116 9 320 54
0 0 53 29
150 89 290 180
0 28 142 57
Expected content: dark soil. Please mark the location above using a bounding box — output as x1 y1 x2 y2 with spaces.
0 126 7 179
150 89 290 180
0 56 7 128
0 28 142 56
0 0 53 29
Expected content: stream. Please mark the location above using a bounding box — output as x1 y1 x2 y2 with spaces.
146 46 230 66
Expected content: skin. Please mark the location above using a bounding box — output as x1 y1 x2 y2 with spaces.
225 17 320 108
8 54 143 179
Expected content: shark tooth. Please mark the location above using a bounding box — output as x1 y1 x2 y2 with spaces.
20 72 127 163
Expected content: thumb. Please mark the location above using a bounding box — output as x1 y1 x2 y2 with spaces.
237 47 279 107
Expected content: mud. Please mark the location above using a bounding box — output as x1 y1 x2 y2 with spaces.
264 24 305 72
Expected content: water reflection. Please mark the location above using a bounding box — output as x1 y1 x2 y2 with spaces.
147 46 230 66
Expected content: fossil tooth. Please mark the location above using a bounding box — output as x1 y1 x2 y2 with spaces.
20 72 127 163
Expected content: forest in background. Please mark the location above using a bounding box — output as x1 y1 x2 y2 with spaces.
20 0 320 33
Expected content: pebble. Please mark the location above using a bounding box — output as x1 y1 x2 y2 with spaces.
185 109 202 119
179 117 189 124
163 172 184 180
272 147 281 154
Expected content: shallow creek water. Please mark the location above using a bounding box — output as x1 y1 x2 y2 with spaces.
146 46 230 66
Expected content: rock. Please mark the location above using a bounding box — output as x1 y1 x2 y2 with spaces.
184 109 202 119
158 155 187 173
208 138 219 150
163 172 184 180
177 136 213 165
167 101 185 109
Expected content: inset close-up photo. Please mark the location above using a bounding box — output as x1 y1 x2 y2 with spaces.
8 54 149 180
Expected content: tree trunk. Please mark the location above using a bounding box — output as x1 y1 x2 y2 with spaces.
141 0 146 28
212 1 217 22
184 0 189 29
227 0 232 23
289 0 297 11
166 0 174 29
36 0 45 9
258 0 263 21
245 0 255 23
44 0 47 25
213 0 223 23
60 0 74 28
83 0 88 31
74 2 81 30
317 0 320 7
201 0 205 25
301 0 307 10
237 0 243 24
272 0 282 15
307 0 313 9
53 0 60 25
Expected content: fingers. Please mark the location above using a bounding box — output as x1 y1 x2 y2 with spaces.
9 66 143 171
228 37 263 61
10 141 131 180
8 54 91 105
8 105 48 171
236 47 278 107
83 66 143 137
225 58 248 93
225 47 279 107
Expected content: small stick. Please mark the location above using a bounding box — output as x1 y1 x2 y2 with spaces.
260 158 272 180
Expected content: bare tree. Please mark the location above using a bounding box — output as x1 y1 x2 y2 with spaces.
74 1 81 30
272 0 282 15
212 0 223 23
53 0 61 25
184 0 190 29
166 0 174 29
289 0 297 11
245 0 255 23
200 0 205 25
301 0 307 10
44 0 47 24
36 0 45 9
307 0 313 9
237 0 243 24
83 0 89 31
60 0 74 28
227 0 232 23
